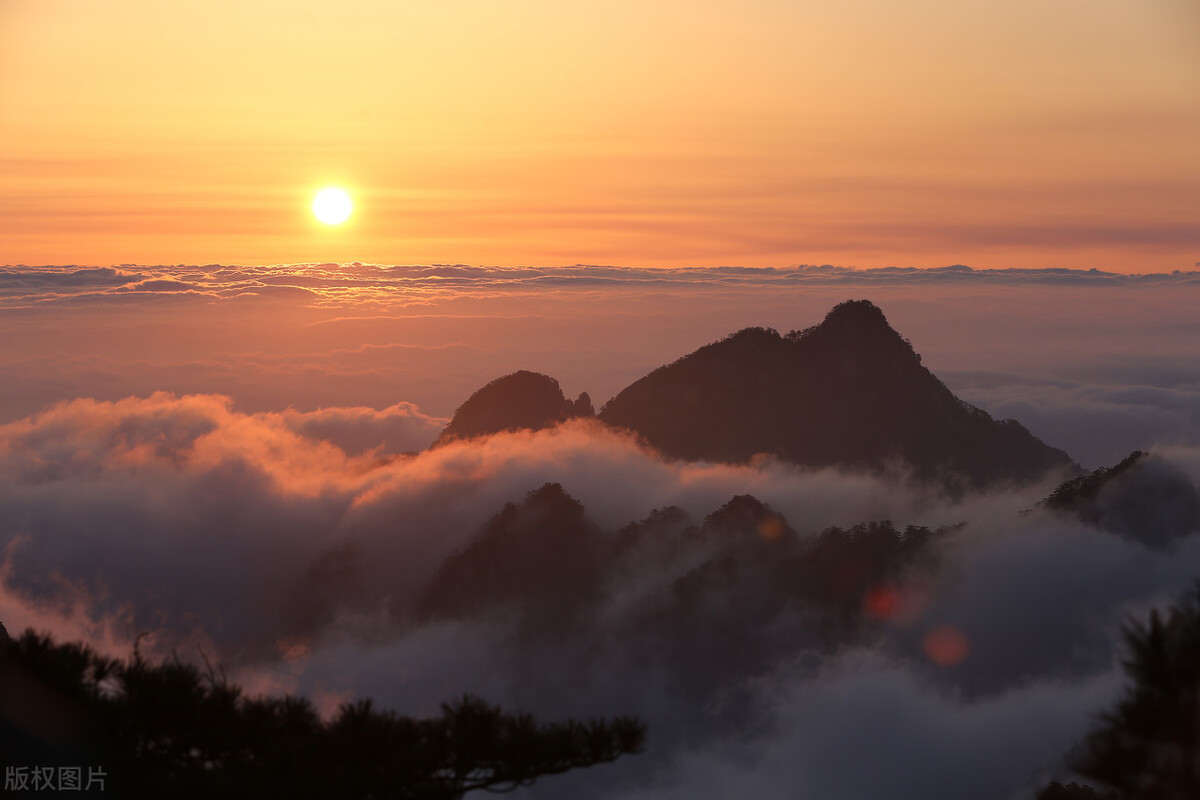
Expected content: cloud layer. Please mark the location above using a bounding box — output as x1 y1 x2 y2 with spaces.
3 263 1200 309
3 265 1199 797
3 264 1199 477
949 372 1200 468
3 393 1200 798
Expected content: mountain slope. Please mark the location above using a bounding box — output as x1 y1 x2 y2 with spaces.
598 300 1075 486
1038 451 1200 546
417 482 606 624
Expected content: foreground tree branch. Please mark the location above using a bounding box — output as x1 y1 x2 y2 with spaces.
0 627 645 799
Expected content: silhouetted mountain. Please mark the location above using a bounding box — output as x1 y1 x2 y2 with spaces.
616 496 954 705
423 482 951 651
663 496 803 619
612 505 697 562
784 519 948 615
659 506 947 625
418 483 606 624
432 371 593 447
598 300 1076 486
1039 451 1200 546
701 493 796 542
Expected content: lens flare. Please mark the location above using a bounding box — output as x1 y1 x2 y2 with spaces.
864 585 901 620
757 517 785 541
923 626 969 667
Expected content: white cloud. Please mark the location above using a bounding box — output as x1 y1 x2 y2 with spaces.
3 392 1200 798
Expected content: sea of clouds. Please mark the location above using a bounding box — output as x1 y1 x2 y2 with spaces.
3 263 1198 308
2 263 1200 797
2 390 1200 798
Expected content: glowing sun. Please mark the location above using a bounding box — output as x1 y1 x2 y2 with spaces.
312 187 353 225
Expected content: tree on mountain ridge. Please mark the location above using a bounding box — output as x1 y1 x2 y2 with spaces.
0 627 644 799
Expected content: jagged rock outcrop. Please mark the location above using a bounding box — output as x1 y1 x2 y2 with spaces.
597 300 1076 486
431 371 594 447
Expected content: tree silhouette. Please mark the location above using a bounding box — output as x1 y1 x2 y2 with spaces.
1056 585 1200 799
0 627 644 799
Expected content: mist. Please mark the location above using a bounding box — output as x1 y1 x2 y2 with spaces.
3 385 1199 798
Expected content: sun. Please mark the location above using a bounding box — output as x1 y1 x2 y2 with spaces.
312 187 353 225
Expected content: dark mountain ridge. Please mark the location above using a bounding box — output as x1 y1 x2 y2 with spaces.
598 300 1075 485
433 300 1077 486
418 483 606 624
1038 450 1200 547
416 483 954 657
432 370 593 447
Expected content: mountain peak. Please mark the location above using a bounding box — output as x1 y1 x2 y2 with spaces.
702 494 795 540
724 326 783 344
820 299 889 330
598 300 1077 486
418 481 603 623
790 298 915 361
433 370 594 446
523 481 583 513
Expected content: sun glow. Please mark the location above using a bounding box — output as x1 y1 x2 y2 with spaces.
312 188 353 225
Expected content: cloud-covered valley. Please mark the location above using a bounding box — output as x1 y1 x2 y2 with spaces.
3 389 1200 798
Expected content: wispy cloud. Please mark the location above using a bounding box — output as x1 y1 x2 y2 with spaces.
947 372 1200 468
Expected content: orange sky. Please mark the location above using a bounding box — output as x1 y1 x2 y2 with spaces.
2 0 1198 270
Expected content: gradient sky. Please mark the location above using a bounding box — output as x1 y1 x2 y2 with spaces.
3 0 1198 270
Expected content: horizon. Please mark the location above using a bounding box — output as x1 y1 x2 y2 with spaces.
7 262 1200 285
3 262 1198 469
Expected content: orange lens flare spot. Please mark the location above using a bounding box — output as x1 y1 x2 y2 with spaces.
758 517 784 541
923 626 969 667
864 585 901 620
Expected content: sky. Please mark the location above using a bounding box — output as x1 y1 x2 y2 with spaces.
3 0 1199 269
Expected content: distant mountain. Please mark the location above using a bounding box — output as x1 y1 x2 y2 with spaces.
598 300 1076 486
431 301 1076 485
418 483 606 624
409 481 958 738
1038 451 1200 546
420 484 951 637
432 371 593 446
655 495 948 623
